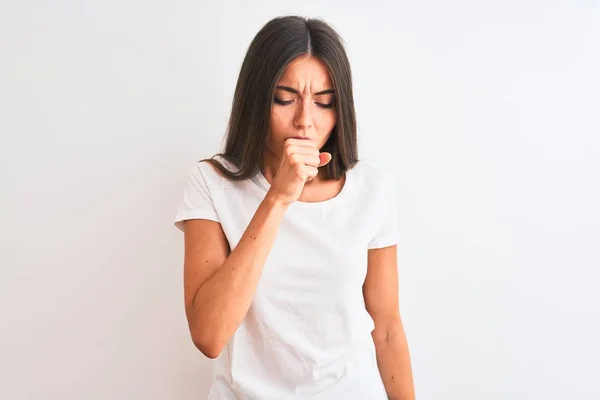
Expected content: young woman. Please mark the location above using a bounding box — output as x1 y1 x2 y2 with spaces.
174 15 415 400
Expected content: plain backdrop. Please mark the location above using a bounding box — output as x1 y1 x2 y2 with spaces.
1 1 599 399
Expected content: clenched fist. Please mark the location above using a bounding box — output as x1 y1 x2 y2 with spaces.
267 137 332 205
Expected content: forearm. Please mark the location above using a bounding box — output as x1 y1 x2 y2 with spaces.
191 191 288 351
373 324 415 400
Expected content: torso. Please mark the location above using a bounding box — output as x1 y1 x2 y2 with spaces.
197 156 394 400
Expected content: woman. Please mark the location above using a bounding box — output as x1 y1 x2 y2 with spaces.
174 15 415 400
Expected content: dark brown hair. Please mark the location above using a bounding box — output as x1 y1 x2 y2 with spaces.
204 15 358 181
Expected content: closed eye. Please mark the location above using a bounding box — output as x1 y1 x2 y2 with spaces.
273 97 294 106
274 97 336 109
316 101 335 109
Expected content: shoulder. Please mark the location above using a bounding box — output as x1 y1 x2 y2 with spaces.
187 155 239 190
349 158 396 190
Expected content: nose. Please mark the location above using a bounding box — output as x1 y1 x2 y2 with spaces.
293 100 313 130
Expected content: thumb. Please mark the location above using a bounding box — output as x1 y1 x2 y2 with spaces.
318 152 332 167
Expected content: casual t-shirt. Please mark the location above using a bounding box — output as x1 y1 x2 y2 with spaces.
173 156 400 400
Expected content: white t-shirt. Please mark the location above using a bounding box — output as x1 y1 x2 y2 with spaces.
174 156 400 400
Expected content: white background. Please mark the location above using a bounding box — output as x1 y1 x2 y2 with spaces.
1 1 599 399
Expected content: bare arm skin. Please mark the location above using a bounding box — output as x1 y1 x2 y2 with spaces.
364 245 415 400
182 138 331 358
183 193 288 358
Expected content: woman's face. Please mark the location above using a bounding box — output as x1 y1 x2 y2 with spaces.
266 55 337 158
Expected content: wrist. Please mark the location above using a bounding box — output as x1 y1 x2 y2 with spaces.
264 189 291 209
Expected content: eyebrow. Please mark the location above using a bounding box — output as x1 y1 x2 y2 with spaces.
276 85 335 96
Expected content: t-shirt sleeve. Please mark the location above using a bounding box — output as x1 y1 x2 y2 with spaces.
367 171 400 249
173 162 220 232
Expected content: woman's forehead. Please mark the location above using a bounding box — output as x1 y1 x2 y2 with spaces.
278 56 333 89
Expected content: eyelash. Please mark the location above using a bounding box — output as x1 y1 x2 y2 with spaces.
273 97 335 109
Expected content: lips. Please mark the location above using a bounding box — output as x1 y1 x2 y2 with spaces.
290 136 310 140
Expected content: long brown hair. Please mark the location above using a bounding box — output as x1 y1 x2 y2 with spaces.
204 15 358 181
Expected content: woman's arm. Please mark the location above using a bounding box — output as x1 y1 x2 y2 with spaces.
182 139 327 359
183 192 288 359
363 245 415 400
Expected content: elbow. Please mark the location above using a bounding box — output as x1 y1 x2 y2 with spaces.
193 339 222 359
190 330 226 359
186 304 231 359
372 316 405 346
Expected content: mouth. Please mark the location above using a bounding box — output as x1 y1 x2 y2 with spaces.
290 136 311 140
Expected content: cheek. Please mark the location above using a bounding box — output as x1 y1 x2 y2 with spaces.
269 108 290 137
266 109 288 152
316 111 337 134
